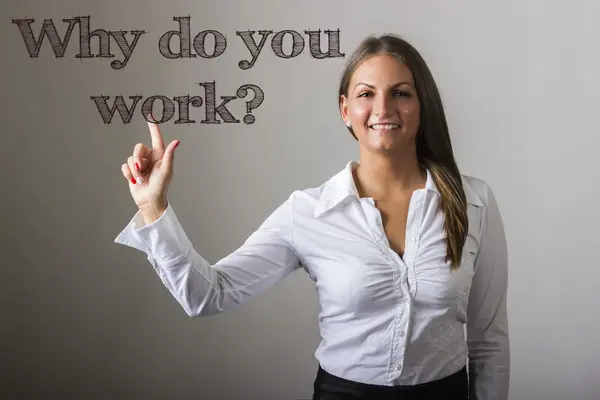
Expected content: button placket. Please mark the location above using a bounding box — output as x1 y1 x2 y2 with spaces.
395 355 404 371
363 195 415 380
396 194 424 361
406 195 425 299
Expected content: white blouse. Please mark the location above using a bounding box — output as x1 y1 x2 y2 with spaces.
115 161 510 400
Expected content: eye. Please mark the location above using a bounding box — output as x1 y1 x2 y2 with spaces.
358 91 373 98
395 91 411 97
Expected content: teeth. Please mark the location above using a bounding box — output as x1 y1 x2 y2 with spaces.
371 124 400 129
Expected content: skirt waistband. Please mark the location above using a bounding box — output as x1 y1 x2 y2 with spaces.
312 365 468 400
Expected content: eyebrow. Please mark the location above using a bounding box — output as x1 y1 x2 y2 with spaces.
355 82 414 89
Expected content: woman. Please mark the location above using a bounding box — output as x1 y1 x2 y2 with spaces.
116 34 509 400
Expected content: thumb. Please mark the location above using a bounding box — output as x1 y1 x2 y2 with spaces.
162 140 180 174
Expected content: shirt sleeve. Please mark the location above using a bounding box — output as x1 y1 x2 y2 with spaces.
114 195 301 317
466 182 511 400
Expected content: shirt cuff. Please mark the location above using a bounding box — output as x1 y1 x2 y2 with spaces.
114 203 192 267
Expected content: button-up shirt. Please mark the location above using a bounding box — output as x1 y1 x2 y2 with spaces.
115 161 510 399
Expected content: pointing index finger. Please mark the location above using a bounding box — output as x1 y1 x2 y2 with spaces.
147 114 165 151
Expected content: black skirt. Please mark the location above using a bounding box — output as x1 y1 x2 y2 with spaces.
312 365 469 400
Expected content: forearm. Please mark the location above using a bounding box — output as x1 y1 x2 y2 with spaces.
139 202 168 226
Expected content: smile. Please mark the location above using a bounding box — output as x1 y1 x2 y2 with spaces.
369 123 401 130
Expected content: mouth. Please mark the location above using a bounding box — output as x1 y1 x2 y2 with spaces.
369 123 401 130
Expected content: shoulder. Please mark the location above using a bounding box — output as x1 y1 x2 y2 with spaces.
287 179 329 215
257 182 328 232
286 163 352 218
460 173 497 209
461 174 505 238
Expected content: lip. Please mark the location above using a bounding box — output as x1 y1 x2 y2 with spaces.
368 122 402 129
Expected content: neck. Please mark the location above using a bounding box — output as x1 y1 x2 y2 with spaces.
353 145 426 201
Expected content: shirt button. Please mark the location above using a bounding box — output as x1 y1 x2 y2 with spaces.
399 331 406 337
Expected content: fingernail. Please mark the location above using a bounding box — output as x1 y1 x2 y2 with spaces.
135 162 140 171
131 177 136 184
175 140 180 149
137 177 143 185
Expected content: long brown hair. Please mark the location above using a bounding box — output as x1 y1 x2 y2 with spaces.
338 34 468 270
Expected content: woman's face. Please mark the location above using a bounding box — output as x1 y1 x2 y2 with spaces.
340 54 421 154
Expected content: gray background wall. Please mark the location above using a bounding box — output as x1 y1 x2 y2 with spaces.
3 0 600 399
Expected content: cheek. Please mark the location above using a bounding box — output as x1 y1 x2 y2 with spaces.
349 102 370 120
401 102 420 123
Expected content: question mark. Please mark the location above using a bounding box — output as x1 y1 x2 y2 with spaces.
236 84 264 124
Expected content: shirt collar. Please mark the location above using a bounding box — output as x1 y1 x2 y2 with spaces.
314 161 482 218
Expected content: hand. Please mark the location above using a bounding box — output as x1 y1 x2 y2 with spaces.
121 116 180 223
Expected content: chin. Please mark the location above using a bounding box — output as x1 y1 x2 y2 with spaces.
364 136 415 154
356 128 415 150
365 141 399 154
367 133 401 148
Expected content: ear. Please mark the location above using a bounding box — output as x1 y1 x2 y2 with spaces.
339 94 349 122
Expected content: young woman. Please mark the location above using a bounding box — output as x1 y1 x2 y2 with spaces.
116 34 510 400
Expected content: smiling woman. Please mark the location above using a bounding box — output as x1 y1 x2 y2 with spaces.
115 33 509 400
338 35 469 270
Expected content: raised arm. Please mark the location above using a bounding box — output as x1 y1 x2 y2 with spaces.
115 118 301 316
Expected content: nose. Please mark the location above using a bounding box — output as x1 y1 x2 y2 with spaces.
373 93 394 117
